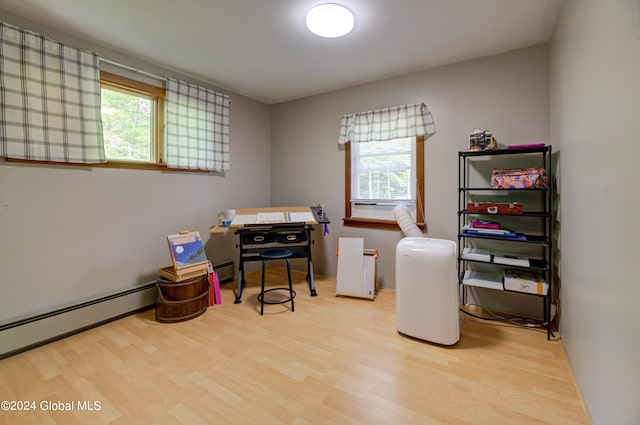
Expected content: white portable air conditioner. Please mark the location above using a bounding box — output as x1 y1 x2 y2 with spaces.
395 237 459 345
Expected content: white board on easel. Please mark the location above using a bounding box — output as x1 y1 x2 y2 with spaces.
336 238 377 300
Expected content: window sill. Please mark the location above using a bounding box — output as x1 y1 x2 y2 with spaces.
5 158 211 173
343 217 425 231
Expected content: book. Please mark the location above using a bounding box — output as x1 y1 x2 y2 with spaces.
158 265 208 282
166 231 209 270
470 219 500 229
462 231 526 241
462 225 514 235
503 270 548 295
492 252 530 267
461 247 492 262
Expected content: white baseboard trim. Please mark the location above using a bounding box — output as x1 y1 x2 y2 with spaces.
0 282 157 359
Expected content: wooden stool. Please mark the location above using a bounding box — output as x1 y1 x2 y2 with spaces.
258 248 295 315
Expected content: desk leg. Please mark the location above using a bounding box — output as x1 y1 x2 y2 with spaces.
307 257 317 297
234 259 245 304
306 229 317 297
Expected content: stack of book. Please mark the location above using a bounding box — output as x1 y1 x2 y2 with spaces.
469 219 500 229
462 220 526 241
462 224 515 237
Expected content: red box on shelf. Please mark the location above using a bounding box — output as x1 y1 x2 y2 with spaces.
467 202 523 215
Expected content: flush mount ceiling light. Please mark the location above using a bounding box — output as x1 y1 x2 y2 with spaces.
306 3 355 38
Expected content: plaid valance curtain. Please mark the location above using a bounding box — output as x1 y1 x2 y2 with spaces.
165 78 230 172
0 21 105 163
338 102 436 144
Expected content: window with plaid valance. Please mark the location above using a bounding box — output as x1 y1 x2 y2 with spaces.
338 102 436 144
1 21 232 172
165 78 230 172
0 21 105 163
340 102 435 229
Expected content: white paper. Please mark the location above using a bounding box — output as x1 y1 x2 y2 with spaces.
462 271 503 290
256 212 285 224
288 211 316 223
230 214 257 225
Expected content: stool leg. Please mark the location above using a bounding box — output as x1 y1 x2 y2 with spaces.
260 258 266 315
286 258 294 312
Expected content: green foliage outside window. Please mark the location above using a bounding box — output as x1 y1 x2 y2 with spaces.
101 86 153 162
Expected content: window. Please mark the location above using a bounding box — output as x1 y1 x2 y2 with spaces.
99 71 165 169
344 136 425 230
338 102 435 230
1 22 230 172
101 86 153 162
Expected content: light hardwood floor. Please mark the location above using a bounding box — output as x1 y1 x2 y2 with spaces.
0 269 591 425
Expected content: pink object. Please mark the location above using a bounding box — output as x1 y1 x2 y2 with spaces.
471 220 500 229
212 270 222 304
207 263 222 305
208 264 215 306
507 143 545 149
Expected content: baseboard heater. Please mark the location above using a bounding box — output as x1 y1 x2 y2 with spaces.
0 282 157 359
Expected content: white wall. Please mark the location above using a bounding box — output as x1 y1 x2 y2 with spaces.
0 13 272 323
549 1 640 424
271 45 551 316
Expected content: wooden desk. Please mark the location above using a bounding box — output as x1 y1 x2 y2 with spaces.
210 206 329 304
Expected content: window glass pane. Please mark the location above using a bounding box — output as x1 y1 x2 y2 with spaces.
352 137 415 201
357 170 411 199
359 153 412 171
101 86 153 162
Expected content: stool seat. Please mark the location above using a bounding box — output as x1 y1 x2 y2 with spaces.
259 248 295 315
260 248 293 260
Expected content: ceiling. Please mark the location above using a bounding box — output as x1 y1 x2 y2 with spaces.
0 0 564 105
